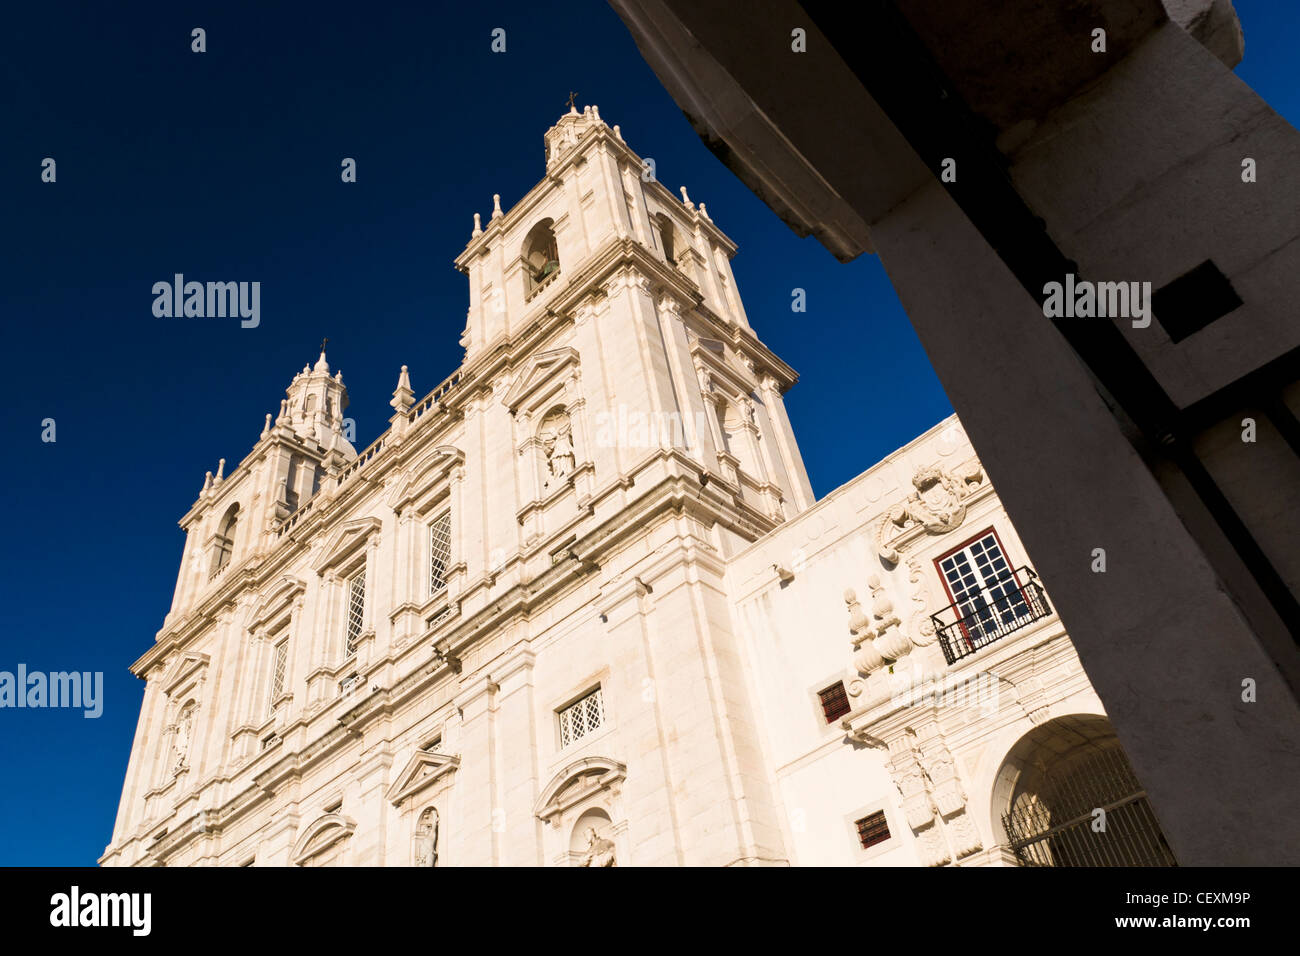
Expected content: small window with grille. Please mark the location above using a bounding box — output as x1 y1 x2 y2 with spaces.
268 638 288 714
429 511 452 595
855 810 891 850
558 687 604 748
818 681 851 724
345 568 366 657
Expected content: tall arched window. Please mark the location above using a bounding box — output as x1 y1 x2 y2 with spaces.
522 219 560 297
211 503 239 576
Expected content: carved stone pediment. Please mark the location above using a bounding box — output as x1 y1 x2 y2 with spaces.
161 651 210 700
312 516 382 574
386 750 461 807
877 458 985 564
501 347 580 414
291 813 356 865
535 757 627 824
386 445 464 515
249 576 306 632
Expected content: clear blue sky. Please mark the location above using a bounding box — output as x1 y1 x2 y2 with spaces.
0 1 1295 865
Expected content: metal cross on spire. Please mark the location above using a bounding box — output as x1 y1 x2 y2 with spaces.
566 91 578 111
319 337 329 354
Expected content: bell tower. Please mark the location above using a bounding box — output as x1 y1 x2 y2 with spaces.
454 102 814 552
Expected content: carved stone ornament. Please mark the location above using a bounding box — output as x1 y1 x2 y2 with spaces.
847 575 914 692
577 826 617 867
877 460 984 564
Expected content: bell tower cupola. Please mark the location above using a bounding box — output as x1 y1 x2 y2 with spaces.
280 344 355 457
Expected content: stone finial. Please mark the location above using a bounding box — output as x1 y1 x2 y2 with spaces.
868 574 910 661
472 213 482 237
492 194 503 219
591 105 602 124
846 588 873 639
699 202 710 220
202 471 213 493
276 399 289 425
390 364 415 415
215 458 226 481
612 124 622 140
679 186 694 210
847 589 884 677
261 413 272 439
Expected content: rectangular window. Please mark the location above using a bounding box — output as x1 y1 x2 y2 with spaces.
937 530 1029 638
855 810 891 850
818 681 851 724
268 639 288 713
345 569 366 657
558 687 604 748
429 511 452 595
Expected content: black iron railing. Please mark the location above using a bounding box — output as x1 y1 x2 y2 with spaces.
931 567 1052 665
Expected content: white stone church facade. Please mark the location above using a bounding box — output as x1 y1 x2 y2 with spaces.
102 107 1174 867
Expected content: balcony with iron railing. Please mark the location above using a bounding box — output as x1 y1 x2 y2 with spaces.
930 566 1053 665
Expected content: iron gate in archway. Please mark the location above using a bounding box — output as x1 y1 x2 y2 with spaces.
1002 744 1177 867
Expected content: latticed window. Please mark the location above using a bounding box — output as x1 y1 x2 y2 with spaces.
818 681 851 724
429 512 452 595
855 811 891 850
558 687 604 748
345 569 366 656
268 639 288 713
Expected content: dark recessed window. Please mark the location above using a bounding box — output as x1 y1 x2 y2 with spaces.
1152 260 1243 343
818 681 851 724
856 810 891 850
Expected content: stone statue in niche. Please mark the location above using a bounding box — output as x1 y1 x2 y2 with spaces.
540 408 575 486
577 827 616 867
172 704 194 774
549 429 575 478
413 809 438 867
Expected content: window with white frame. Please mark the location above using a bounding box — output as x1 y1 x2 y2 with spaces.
344 568 366 657
936 529 1029 632
268 638 288 714
558 687 604 748
429 511 452 595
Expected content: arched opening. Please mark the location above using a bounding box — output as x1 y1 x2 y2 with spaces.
570 807 617 867
656 213 678 264
211 503 239 575
522 218 560 296
993 715 1176 866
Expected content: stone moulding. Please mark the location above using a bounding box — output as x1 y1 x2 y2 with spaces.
387 750 461 808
